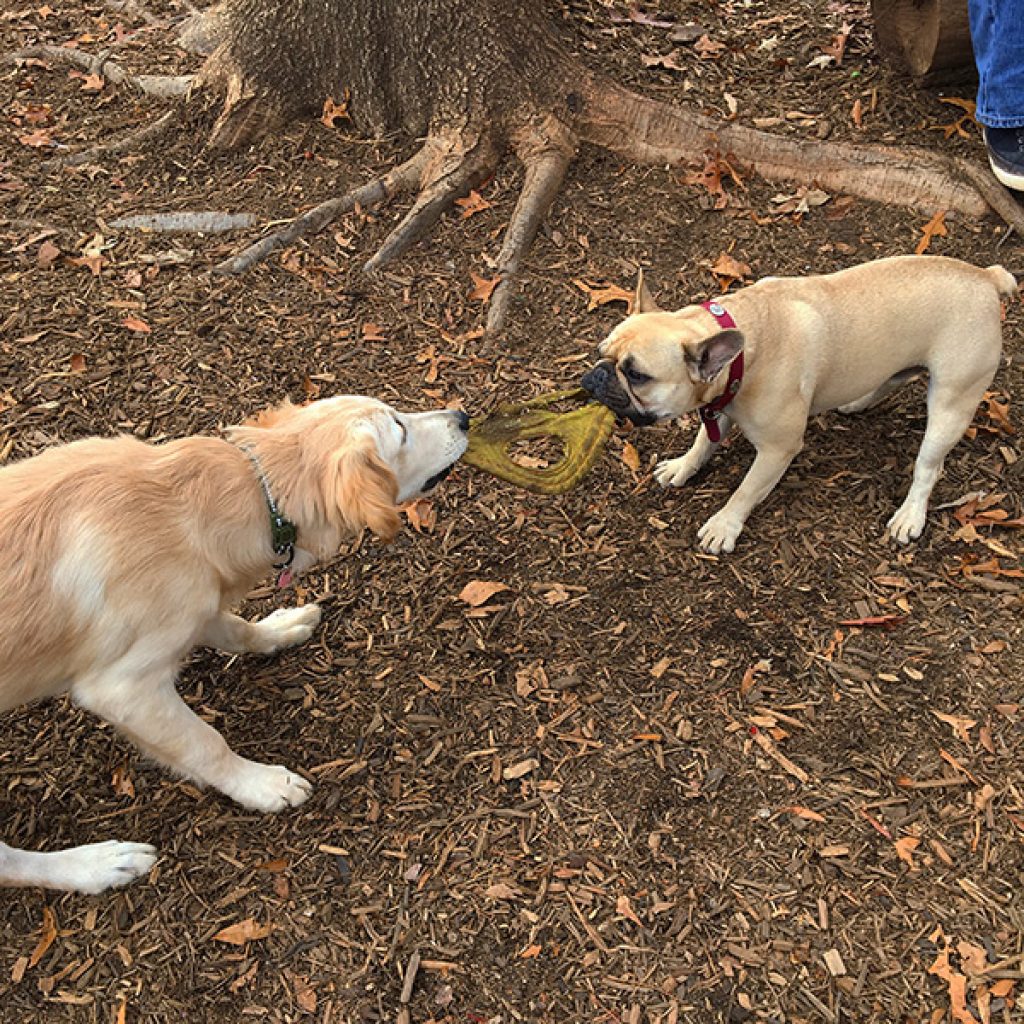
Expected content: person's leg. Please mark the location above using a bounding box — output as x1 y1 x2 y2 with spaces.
969 0 1024 188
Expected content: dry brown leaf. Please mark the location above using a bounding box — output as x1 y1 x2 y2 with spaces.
574 279 634 312
893 835 920 870
321 94 349 128
69 352 86 374
519 943 542 959
739 658 771 697
286 969 317 1013
851 97 863 128
933 710 977 743
403 498 436 533
29 907 57 968
458 580 509 607
484 882 520 900
37 239 60 269
710 251 752 288
468 272 500 303
782 805 826 823
122 316 151 334
915 210 948 255
616 894 643 926
213 918 273 945
620 440 640 476
455 189 492 219
957 940 989 978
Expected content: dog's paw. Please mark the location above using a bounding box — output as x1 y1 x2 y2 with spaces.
256 604 322 652
225 760 313 813
697 511 744 554
654 455 700 488
55 840 158 894
886 503 926 545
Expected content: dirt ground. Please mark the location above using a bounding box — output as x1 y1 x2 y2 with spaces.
2 1 1023 1022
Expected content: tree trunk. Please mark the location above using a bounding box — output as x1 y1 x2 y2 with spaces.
871 0 975 84
166 0 1023 330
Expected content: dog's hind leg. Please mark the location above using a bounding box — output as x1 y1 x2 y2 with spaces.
0 839 156 893
837 368 922 414
200 606 322 654
887 375 993 543
73 661 312 813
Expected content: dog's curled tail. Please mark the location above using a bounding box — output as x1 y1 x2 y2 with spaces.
986 264 1018 299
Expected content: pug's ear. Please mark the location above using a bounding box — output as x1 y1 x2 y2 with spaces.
633 269 661 314
684 329 745 383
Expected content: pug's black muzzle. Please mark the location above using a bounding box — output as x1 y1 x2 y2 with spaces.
581 360 657 427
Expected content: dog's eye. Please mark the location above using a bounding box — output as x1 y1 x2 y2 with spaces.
624 365 651 387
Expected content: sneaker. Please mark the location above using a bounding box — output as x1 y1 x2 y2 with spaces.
983 126 1024 191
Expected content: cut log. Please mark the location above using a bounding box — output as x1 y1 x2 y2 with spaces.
871 0 976 84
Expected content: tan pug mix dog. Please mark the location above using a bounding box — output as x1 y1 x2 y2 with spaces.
582 255 1015 553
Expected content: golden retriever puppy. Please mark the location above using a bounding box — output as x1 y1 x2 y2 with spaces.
0 395 468 893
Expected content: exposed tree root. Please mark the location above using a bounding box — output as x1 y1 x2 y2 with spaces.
15 1 1022 335
487 124 574 334
5 46 192 99
43 107 181 169
213 142 435 275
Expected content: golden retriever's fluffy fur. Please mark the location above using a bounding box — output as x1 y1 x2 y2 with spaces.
0 395 467 893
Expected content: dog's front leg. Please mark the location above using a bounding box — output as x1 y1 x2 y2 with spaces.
697 439 802 554
73 668 312 813
0 840 157 894
654 415 729 489
201 606 322 654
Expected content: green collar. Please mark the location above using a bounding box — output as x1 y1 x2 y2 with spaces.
236 443 297 569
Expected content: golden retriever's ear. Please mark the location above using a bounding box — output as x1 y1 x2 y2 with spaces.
634 269 661 314
332 442 401 542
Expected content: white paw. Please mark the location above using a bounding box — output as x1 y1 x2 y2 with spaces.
887 503 926 544
55 840 157 894
225 760 312 813
697 510 744 554
654 455 701 489
257 604 322 652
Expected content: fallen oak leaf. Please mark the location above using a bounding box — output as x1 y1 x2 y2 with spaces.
782 805 826 823
122 316 151 334
709 250 752 289
484 882 520 900
321 93 350 128
468 271 500 303
893 835 920 870
915 209 948 255
213 918 273 945
455 189 492 219
458 580 509 607
29 907 57 968
933 710 977 744
573 279 634 312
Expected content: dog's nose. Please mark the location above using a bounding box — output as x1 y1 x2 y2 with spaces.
454 410 471 432
581 362 611 396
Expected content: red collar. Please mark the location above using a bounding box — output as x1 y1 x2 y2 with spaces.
698 300 743 443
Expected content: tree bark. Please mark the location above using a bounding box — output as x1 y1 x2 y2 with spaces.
158 0 1024 327
871 0 975 84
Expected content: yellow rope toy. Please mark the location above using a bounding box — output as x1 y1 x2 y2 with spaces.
463 389 615 494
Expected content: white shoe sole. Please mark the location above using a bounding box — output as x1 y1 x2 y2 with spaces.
987 154 1024 191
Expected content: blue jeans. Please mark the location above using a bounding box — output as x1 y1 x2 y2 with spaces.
969 0 1024 126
